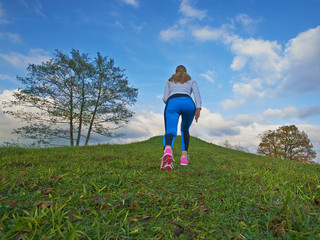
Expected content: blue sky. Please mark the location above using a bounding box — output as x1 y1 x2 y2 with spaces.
0 0 320 162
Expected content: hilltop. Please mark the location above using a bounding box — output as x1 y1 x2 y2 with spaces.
0 136 319 239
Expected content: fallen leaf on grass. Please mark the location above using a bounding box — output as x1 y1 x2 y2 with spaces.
314 199 320 206
37 201 54 208
200 203 211 214
9 202 18 209
50 175 63 180
139 215 151 221
43 189 52 195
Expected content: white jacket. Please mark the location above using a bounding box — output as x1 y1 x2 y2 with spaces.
163 79 202 109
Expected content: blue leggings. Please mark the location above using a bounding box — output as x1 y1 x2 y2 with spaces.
163 96 196 151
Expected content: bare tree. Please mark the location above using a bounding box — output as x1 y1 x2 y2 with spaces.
2 49 138 146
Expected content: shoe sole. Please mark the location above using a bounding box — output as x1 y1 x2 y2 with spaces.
180 163 189 166
161 153 173 170
164 163 173 170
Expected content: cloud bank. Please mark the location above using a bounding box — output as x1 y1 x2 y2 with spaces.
192 25 320 107
1 89 319 163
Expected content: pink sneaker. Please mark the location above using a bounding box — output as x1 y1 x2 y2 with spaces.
180 156 189 165
163 161 174 171
161 147 173 171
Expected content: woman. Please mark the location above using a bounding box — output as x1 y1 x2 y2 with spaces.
161 65 202 171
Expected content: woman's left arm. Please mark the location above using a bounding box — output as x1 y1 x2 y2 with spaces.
195 108 201 122
192 81 202 109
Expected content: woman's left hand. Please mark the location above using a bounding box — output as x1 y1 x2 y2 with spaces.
195 108 201 122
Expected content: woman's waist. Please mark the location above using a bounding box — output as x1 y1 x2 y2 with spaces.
167 93 191 100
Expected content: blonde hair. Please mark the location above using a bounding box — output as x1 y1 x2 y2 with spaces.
168 65 191 84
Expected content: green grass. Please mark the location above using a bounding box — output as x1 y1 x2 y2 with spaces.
0 136 320 239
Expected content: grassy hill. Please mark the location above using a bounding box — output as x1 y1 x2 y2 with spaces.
0 136 319 239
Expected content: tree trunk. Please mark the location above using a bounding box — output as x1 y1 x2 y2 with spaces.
85 88 101 145
69 90 74 146
76 78 86 146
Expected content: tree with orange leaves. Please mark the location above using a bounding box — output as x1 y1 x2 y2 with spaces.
258 125 316 163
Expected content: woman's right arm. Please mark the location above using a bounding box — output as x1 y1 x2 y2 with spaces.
192 81 202 123
192 81 202 109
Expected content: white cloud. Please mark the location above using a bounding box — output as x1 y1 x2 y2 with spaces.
263 106 296 118
0 2 10 24
235 114 258 126
0 89 16 107
235 14 261 34
115 109 163 140
200 70 215 83
264 107 293 118
220 98 245 110
264 105 320 119
192 107 240 137
160 26 184 42
114 20 124 28
299 125 320 161
0 32 23 44
236 14 254 27
232 78 267 99
263 108 283 118
123 0 139 7
281 26 320 93
160 0 206 42
33 2 47 18
297 105 320 118
179 0 206 20
192 26 225 41
0 74 17 86
221 78 269 110
228 36 283 83
0 90 22 142
0 49 50 69
230 55 247 71
0 74 13 81
7 32 23 43
285 26 320 62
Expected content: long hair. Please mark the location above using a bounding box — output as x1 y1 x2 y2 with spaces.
168 65 191 84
